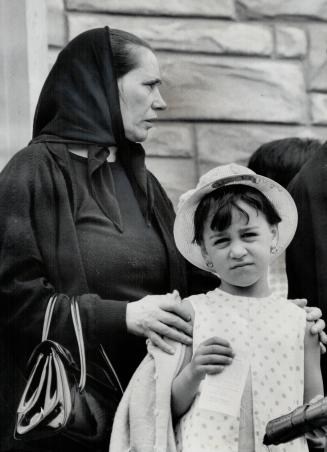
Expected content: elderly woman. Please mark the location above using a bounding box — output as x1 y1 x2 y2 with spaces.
0 27 217 452
0 27 324 452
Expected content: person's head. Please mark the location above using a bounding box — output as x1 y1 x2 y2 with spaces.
174 164 298 296
33 27 166 146
110 29 167 143
248 137 321 188
193 185 281 294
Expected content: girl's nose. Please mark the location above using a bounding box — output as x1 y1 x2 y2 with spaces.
153 89 167 111
229 242 247 259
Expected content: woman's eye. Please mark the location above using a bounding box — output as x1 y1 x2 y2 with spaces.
144 82 155 89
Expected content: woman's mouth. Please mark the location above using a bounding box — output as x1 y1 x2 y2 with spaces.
231 263 253 270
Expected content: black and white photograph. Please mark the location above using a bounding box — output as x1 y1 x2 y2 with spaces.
2 1 327 451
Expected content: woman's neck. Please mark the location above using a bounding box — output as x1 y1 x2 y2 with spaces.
107 146 117 162
68 145 118 161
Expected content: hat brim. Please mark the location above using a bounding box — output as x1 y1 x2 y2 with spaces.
174 174 298 272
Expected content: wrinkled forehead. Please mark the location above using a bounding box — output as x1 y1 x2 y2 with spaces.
130 45 161 77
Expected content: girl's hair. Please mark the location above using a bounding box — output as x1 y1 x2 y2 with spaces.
110 29 153 79
193 184 282 245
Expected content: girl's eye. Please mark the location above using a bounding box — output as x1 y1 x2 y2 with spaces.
214 238 229 246
242 232 258 239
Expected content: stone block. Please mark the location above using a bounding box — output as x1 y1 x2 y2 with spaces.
68 14 272 56
66 0 235 18
307 25 327 91
196 123 327 174
146 157 196 208
311 60 327 92
47 0 66 47
48 46 60 69
311 93 327 124
238 0 327 20
275 26 307 58
157 54 307 123
143 123 194 157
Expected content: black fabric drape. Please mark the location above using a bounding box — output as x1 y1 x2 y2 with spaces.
32 26 150 230
0 26 218 452
286 143 327 389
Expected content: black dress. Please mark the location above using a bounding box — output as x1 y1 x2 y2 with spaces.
0 27 217 452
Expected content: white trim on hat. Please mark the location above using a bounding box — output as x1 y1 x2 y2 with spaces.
174 164 298 272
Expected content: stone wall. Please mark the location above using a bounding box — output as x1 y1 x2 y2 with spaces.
48 0 327 205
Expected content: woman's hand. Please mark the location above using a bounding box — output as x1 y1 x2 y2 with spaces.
187 336 234 384
126 291 193 354
290 299 327 353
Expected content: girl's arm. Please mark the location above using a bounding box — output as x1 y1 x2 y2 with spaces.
304 321 326 449
171 300 234 419
304 321 323 403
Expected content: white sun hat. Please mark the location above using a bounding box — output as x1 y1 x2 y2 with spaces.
174 163 298 272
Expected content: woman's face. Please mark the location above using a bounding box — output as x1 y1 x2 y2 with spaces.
117 47 167 143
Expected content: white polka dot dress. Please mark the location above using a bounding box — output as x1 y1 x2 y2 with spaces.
175 288 308 452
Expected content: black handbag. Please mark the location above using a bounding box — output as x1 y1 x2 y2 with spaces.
14 294 123 445
263 397 327 446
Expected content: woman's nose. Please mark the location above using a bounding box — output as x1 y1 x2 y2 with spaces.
153 89 167 111
229 242 247 259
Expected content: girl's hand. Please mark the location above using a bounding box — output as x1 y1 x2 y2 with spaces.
126 291 193 354
291 299 327 353
187 336 234 383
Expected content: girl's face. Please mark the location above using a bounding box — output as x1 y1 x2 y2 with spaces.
117 47 167 143
201 200 278 297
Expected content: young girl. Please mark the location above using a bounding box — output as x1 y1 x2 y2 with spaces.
172 163 324 452
109 163 325 452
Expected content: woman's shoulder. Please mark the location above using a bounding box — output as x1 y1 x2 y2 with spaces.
273 297 307 326
2 142 52 174
183 289 219 310
0 142 65 197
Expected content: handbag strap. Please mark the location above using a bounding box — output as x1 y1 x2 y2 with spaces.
41 294 86 391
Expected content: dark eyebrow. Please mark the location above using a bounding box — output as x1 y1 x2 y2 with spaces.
145 78 162 85
208 225 259 240
208 231 227 240
240 226 259 232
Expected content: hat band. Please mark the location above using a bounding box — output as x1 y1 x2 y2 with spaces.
211 174 257 189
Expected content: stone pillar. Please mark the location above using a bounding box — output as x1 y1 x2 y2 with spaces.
0 0 48 168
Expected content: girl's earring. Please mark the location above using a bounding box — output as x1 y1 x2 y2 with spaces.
270 245 278 255
206 261 214 269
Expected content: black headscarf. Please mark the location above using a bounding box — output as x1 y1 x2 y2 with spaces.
32 27 151 231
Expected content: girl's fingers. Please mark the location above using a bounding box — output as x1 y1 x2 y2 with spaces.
204 365 225 375
198 354 233 366
201 344 234 357
201 336 232 348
